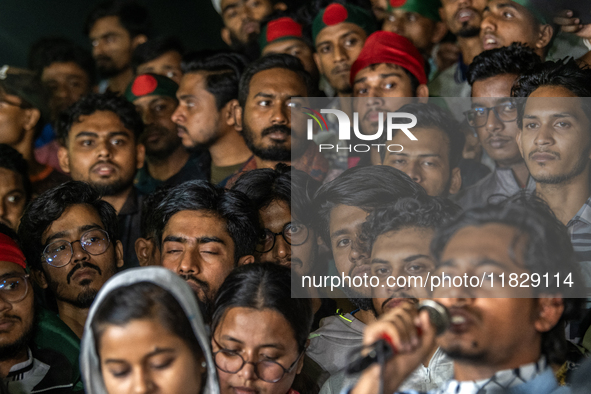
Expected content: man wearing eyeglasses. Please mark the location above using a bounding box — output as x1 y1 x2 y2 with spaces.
18 181 124 339
0 224 83 393
453 44 541 210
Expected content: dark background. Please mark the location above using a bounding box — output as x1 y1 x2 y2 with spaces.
0 0 227 68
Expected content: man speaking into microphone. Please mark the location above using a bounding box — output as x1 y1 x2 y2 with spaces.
346 194 583 394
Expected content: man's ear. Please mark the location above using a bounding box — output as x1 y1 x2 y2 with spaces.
23 108 41 134
224 99 240 127
135 143 146 170
431 21 448 44
233 104 244 132
535 25 554 52
416 84 429 102
221 28 232 46
448 167 462 195
237 255 255 266
534 296 564 333
57 146 71 174
131 34 148 50
135 237 154 267
115 240 125 268
31 268 48 289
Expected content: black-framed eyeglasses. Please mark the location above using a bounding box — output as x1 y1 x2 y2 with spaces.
463 100 518 128
0 274 30 303
212 337 304 383
256 222 309 254
42 229 110 268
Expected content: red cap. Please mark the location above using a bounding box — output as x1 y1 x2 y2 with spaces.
0 233 26 270
350 31 427 86
266 17 303 42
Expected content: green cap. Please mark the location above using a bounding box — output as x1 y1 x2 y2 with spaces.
312 3 377 44
124 73 178 102
512 0 548 24
387 0 442 22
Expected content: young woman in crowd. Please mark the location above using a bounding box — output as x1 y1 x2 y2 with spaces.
211 263 315 394
79 267 220 394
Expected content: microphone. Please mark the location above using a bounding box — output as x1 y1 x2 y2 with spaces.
345 300 450 375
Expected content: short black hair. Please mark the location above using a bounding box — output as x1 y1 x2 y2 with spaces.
431 193 584 365
385 103 465 170
28 37 96 85
56 91 143 145
0 144 32 203
362 196 461 249
291 169 321 226
231 164 291 212
212 263 312 353
468 43 542 86
152 180 259 263
84 0 152 38
238 54 313 107
131 36 184 74
182 52 248 111
139 185 172 240
313 165 427 245
512 58 591 99
18 181 119 271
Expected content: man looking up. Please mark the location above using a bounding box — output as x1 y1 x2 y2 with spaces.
454 43 541 210
171 52 253 185
227 54 328 185
85 0 150 94
125 73 207 194
57 92 145 269
19 181 124 338
131 36 184 84
513 59 591 288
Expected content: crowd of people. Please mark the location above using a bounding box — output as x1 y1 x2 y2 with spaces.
2 0 591 393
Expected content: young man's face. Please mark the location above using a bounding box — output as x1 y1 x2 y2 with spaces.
517 86 591 185
136 51 183 84
160 210 247 305
480 0 544 53
383 127 461 197
314 23 367 95
0 261 35 354
262 39 318 80
439 0 486 37
89 16 136 77
37 204 123 308
329 205 371 298
471 74 523 167
382 11 440 53
133 95 182 159
0 168 27 231
41 61 92 121
371 226 435 316
236 68 309 162
353 63 427 136
172 72 223 149
220 0 274 45
0 92 34 147
257 199 291 267
58 110 145 197
433 223 560 367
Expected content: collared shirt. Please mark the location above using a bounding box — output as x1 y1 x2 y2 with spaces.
567 196 591 291
117 188 143 270
225 142 328 188
452 166 536 210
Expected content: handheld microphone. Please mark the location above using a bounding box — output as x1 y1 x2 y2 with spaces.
345 300 450 375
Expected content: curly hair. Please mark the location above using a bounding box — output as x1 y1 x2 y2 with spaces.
468 43 542 86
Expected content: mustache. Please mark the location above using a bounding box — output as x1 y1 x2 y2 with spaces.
381 294 419 311
528 149 560 160
261 125 291 138
180 274 210 291
66 262 102 284
331 64 351 75
91 160 119 171
95 55 114 63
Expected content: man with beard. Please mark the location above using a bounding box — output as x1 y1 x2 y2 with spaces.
317 196 457 394
513 59 591 289
57 92 145 269
0 224 83 393
227 54 328 186
125 73 207 194
151 180 258 307
85 0 150 94
307 166 426 382
18 181 124 339
429 0 486 98
171 52 253 185
212 0 288 61
453 43 541 210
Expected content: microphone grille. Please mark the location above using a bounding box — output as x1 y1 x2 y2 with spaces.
418 300 450 335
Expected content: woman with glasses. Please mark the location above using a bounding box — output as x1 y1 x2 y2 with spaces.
80 267 220 394
211 263 315 394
